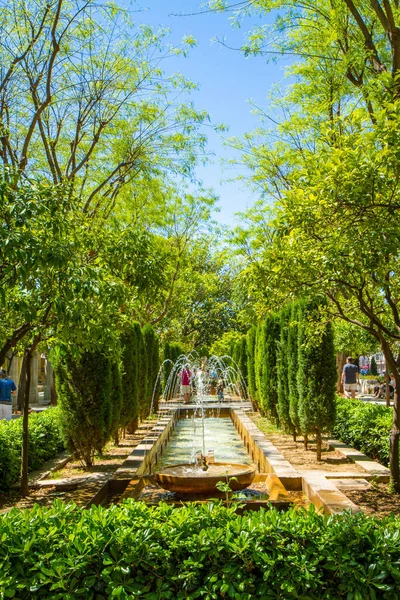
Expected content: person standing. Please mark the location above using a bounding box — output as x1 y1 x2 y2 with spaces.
216 378 224 403
0 369 16 421
179 365 192 404
341 357 359 399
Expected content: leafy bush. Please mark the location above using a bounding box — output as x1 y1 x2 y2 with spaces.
333 396 391 466
1 501 400 599
0 408 65 490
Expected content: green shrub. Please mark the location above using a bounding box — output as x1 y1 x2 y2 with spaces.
333 396 391 466
1 501 400 599
0 408 64 490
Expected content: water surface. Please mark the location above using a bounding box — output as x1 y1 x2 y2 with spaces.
156 417 250 470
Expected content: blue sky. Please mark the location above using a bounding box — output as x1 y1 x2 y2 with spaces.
121 1 289 225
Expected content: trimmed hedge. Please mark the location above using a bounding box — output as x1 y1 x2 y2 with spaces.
0 408 65 490
333 396 391 466
1 501 400 599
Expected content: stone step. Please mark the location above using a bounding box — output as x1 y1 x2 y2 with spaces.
328 439 390 481
329 478 371 491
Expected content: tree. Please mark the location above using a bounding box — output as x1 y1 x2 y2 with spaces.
262 315 280 420
142 324 160 416
254 322 265 410
110 361 123 445
223 0 400 489
53 347 113 466
297 302 337 461
254 316 280 417
120 324 140 433
287 303 301 441
371 356 379 377
163 341 185 395
239 335 248 386
0 1 211 209
277 305 292 433
209 331 243 358
246 325 257 401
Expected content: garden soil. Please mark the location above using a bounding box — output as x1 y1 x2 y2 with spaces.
248 412 400 519
0 424 154 512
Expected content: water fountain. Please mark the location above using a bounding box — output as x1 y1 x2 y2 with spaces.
150 353 256 496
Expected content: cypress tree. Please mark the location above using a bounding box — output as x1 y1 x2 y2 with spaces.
232 339 240 368
120 322 141 433
132 322 144 427
110 360 123 444
163 341 172 391
254 322 265 411
239 335 248 385
287 302 301 440
163 341 185 398
261 314 280 421
170 342 185 363
370 356 378 376
246 325 257 402
54 347 113 466
297 301 337 460
277 306 292 432
142 324 160 416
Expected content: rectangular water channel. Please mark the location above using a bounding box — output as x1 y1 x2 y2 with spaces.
98 407 309 511
155 416 251 470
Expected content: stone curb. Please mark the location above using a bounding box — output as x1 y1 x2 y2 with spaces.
328 439 390 481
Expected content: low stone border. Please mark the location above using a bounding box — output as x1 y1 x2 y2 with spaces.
36 453 72 483
301 471 361 515
328 439 390 482
232 409 302 490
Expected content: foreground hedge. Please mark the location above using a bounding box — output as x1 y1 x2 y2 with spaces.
333 396 391 466
1 501 400 599
0 407 65 490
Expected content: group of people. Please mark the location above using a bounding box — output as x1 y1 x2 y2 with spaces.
342 356 396 401
373 374 396 399
179 365 225 404
0 369 17 421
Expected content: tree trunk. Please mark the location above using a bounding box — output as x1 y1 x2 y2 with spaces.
303 433 308 450
20 351 32 496
17 354 27 412
20 336 40 496
316 431 322 462
50 370 57 405
379 338 400 492
385 369 391 407
336 352 346 394
127 418 139 434
0 323 31 367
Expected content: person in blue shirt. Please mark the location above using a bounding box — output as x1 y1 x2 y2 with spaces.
0 369 16 421
341 357 360 399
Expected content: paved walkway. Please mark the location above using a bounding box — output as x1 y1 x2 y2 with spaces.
355 393 392 406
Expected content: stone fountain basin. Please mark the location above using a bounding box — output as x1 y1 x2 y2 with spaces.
153 462 256 495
